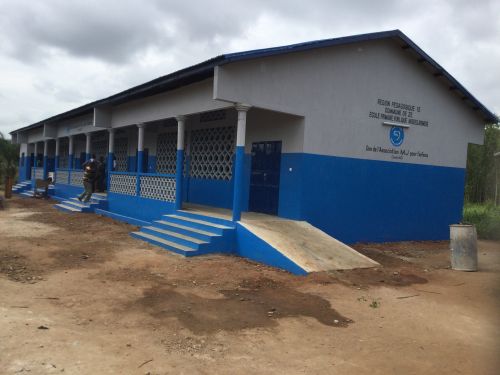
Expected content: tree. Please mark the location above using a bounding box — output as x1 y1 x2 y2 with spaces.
0 132 20 187
464 123 500 203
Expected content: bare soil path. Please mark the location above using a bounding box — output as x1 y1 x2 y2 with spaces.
1 196 499 374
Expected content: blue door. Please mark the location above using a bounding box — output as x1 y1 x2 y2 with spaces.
249 141 282 215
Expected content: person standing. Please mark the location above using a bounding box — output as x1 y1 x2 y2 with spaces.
78 154 98 203
96 156 106 192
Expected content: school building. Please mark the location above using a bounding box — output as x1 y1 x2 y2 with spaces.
9 30 497 274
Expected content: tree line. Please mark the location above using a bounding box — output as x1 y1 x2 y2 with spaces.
464 123 500 204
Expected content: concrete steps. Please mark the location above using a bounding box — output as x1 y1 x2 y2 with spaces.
12 181 31 193
54 194 108 213
15 182 55 197
131 210 235 256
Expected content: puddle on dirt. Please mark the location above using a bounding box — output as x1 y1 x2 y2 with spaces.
128 278 351 334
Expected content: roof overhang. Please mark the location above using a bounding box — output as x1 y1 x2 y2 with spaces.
10 29 497 138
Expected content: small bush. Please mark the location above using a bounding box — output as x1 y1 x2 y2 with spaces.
463 203 500 240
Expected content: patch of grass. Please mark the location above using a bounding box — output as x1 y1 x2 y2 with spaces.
463 203 500 240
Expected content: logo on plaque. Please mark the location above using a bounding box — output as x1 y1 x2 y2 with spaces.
389 126 404 147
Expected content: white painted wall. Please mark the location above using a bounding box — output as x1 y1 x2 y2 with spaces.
19 143 28 157
26 127 44 143
111 79 231 128
214 39 485 168
246 108 304 153
55 114 94 137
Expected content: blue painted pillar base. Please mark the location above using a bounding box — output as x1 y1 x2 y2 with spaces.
43 156 48 179
232 146 245 221
54 155 59 183
19 156 25 181
175 149 184 210
28 155 34 180
137 150 144 173
136 150 144 196
107 152 114 190
68 154 74 170
86 153 91 162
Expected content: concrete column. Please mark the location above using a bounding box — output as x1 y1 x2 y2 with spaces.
175 115 186 210
55 138 60 170
137 123 145 173
107 128 115 190
232 104 251 221
18 143 27 181
85 132 91 161
28 143 34 175
34 142 38 168
68 135 74 169
43 140 49 179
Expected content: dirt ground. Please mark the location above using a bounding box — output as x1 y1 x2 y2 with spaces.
0 196 499 375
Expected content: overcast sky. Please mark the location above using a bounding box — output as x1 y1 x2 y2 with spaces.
0 0 499 137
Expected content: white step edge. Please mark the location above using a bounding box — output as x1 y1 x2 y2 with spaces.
154 220 219 236
70 197 98 204
63 200 91 208
166 214 233 229
132 232 195 252
55 204 81 212
143 226 207 244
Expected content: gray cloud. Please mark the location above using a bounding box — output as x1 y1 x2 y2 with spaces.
0 0 498 137
0 0 169 63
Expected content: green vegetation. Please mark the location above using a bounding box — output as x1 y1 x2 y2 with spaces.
0 132 19 187
463 203 500 240
462 122 499 240
464 124 500 204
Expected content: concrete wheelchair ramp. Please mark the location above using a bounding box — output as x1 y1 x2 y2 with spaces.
240 219 379 272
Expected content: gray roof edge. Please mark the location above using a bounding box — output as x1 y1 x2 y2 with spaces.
220 29 497 123
10 57 222 135
10 30 497 135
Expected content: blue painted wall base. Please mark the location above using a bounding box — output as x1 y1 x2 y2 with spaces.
51 149 468 274
297 153 465 243
235 224 307 275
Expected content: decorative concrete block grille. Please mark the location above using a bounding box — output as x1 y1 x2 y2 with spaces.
114 138 128 172
92 139 108 162
59 139 69 168
139 176 175 202
156 132 177 173
200 110 226 122
70 171 84 186
59 155 68 169
190 126 235 180
33 168 43 180
110 174 137 196
56 170 69 184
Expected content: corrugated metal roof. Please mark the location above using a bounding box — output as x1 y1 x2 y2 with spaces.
10 29 497 135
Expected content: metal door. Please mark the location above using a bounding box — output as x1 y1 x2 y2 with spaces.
249 141 282 215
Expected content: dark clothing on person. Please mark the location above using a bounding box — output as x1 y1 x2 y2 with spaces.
96 158 106 192
79 180 94 202
82 159 98 182
78 159 98 202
